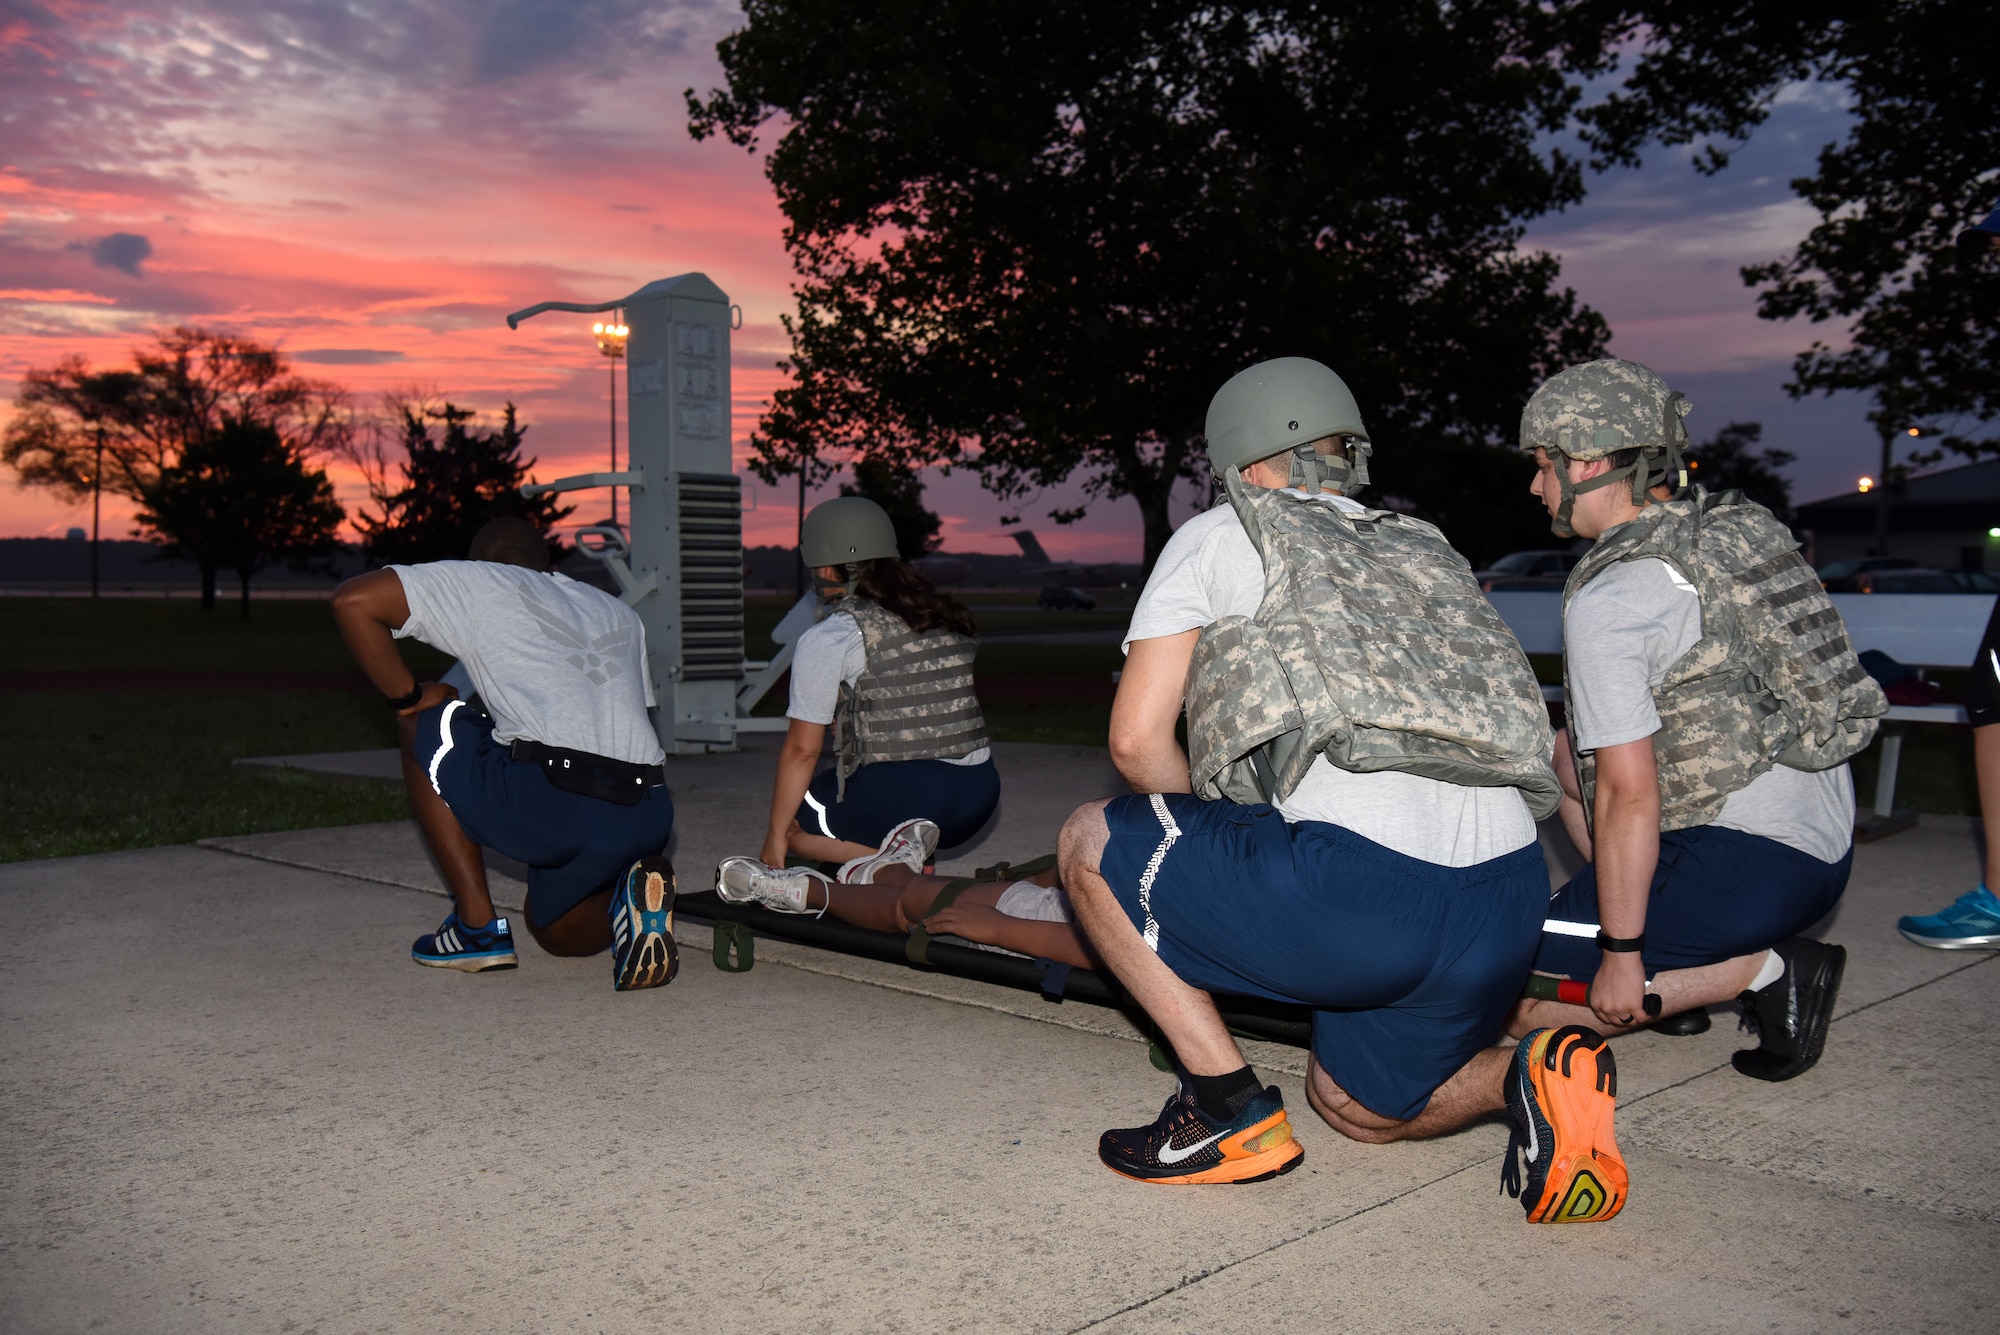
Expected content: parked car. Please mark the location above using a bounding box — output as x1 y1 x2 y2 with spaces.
1472 549 1581 592
1823 567 1963 593
1038 585 1097 611
1948 570 2000 593
1814 556 1920 584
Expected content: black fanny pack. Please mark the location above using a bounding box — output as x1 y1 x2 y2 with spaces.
509 738 665 807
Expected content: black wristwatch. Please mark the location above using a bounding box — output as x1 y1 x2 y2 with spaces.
385 682 425 710
1596 930 1645 953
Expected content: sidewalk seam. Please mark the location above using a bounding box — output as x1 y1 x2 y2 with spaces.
1065 1156 1499 1334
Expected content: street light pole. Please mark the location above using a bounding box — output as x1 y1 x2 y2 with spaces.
1872 427 1891 556
91 423 104 599
592 317 629 527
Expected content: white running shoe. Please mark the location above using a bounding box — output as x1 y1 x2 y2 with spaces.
715 857 830 916
838 817 943 884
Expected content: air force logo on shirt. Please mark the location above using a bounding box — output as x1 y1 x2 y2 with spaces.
518 587 635 687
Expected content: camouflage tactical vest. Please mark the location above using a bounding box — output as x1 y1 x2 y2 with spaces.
833 597 988 795
1562 487 1886 832
1184 487 1562 818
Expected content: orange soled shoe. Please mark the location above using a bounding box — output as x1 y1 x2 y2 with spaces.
1502 1025 1628 1223
1098 1081 1303 1185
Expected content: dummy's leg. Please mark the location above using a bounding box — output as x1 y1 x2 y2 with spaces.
400 711 498 929
783 821 877 867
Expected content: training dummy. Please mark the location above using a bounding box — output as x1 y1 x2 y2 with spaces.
1513 359 1885 1080
717 813 1098 970
717 495 999 902
329 517 679 990
1057 357 1628 1223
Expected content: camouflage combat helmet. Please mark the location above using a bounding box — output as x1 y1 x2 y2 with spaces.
1520 358 1692 538
801 495 899 602
1206 357 1373 496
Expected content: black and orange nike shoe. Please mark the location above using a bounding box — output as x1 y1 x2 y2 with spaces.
1502 1025 1628 1223
1099 1082 1304 1185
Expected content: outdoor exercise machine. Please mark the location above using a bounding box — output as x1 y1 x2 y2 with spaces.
506 272 805 754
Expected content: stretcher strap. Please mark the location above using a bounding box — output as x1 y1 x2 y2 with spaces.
712 920 755 972
902 851 1060 966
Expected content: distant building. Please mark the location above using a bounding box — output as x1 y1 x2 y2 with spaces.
1795 457 2000 572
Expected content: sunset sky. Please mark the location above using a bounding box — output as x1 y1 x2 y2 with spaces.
1 2 1899 560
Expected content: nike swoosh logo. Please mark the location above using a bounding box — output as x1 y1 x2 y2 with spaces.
1519 1068 1541 1163
1157 1126 1233 1165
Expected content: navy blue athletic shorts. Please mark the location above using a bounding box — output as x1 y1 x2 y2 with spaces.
796 756 1000 851
415 700 675 929
1098 792 1548 1123
1533 824 1851 979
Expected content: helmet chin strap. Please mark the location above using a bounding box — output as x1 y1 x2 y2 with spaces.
1287 437 1370 493
812 561 861 607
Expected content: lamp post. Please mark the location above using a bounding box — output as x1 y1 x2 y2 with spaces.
90 423 104 599
1873 426 1924 557
592 319 629 527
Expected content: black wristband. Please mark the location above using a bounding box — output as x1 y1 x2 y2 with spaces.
1596 930 1645 953
385 682 425 711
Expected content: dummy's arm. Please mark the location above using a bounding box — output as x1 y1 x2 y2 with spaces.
763 717 826 866
1585 737 1661 1027
1109 629 1200 794
330 570 454 716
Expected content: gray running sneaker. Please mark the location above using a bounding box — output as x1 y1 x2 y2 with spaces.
838 818 942 884
716 857 830 916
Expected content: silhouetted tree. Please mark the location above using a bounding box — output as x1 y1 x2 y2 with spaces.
2 328 349 506
354 403 571 566
134 419 345 616
691 0 1626 570
1741 0 1998 460
840 456 943 557
1684 421 1796 527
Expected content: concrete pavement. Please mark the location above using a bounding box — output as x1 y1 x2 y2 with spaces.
3 741 1996 1332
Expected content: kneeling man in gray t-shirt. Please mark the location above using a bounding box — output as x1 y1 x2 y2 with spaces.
331 518 679 992
1515 360 1886 1082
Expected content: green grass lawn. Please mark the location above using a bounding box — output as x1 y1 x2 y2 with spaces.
0 688 414 861
5 595 1969 864
0 599 450 862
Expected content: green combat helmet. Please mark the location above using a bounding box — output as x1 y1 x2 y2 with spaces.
1206 357 1372 497
800 495 899 602
1520 358 1692 538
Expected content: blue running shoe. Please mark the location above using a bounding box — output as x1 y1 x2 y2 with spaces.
412 911 517 972
610 855 678 991
1897 886 2000 949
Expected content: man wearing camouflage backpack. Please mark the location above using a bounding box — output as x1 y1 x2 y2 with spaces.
1059 358 1631 1224
1512 359 1887 1081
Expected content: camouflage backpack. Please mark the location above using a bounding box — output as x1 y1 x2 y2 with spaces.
833 597 988 796
1185 483 1561 817
1563 486 1887 831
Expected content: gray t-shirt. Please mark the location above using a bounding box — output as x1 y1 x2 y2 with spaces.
1564 556 1853 863
1124 493 1538 868
391 561 664 766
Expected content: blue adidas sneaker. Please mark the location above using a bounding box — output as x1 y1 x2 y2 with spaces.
1897 886 2000 949
610 855 679 991
412 911 518 972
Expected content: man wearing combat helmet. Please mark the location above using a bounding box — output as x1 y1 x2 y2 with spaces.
1058 357 1630 1224
1514 358 1887 1081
